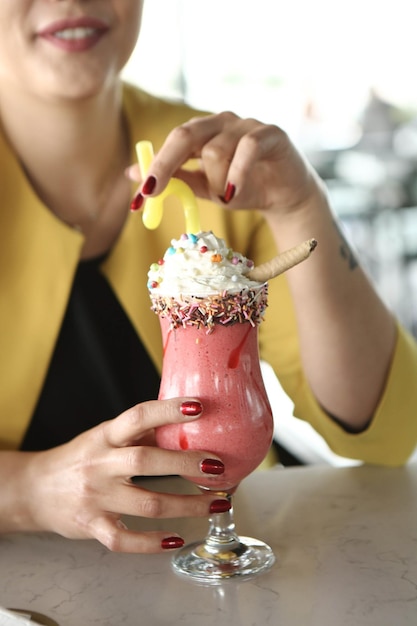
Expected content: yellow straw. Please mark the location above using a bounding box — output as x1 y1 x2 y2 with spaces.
135 141 201 234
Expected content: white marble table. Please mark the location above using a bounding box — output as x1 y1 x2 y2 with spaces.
1 463 416 626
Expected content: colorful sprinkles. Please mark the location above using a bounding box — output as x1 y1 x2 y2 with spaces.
150 285 268 333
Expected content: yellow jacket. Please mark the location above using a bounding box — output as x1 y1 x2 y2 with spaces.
1 83 417 464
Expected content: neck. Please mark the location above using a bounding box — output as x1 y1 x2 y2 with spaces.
0 81 132 256
0 80 125 187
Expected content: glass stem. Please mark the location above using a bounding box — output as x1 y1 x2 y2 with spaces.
203 495 242 556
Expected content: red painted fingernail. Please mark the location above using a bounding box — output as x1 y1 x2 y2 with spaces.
180 400 203 417
130 193 144 212
222 182 236 204
200 459 225 475
142 175 157 195
161 536 185 550
210 499 231 514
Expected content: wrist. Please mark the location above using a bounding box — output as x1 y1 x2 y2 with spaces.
0 451 43 533
264 174 331 244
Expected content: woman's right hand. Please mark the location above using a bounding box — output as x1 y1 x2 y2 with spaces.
9 398 228 553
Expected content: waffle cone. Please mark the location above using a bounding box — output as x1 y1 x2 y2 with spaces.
247 238 317 282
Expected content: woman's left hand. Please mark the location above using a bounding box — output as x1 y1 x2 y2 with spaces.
127 111 321 218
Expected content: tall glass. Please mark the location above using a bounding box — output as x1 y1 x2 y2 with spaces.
156 309 275 583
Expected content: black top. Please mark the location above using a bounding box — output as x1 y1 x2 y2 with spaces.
21 256 160 451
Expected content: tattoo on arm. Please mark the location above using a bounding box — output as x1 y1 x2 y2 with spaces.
334 220 358 270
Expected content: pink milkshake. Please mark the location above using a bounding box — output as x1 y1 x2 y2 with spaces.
148 231 273 492
144 221 313 580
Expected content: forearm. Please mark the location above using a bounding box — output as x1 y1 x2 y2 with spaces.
264 173 396 430
128 112 397 431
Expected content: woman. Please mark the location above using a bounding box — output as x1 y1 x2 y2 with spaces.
1 0 416 554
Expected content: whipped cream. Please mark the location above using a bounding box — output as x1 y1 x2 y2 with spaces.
147 231 263 297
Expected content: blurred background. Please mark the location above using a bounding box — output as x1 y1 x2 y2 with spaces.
123 0 417 465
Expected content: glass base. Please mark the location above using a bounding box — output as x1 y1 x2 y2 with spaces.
171 536 275 584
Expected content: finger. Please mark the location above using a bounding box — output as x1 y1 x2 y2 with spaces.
89 515 185 554
104 445 225 481
126 156 209 200
102 398 203 448
222 124 288 202
125 165 145 212
198 118 263 197
97 487 229 521
141 112 240 195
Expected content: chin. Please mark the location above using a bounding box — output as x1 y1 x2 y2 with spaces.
40 68 120 102
49 83 111 102
29 50 121 102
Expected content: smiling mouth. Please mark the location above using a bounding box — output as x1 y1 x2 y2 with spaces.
38 21 108 52
53 27 99 40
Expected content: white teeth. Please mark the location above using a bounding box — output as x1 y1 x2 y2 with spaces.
54 27 96 40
